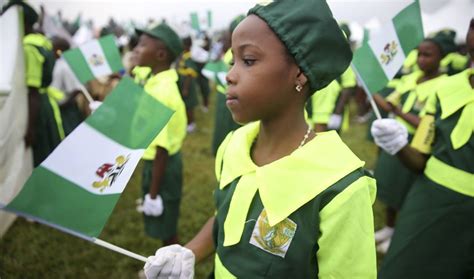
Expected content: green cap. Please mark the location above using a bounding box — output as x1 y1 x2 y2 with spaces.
427 29 457 56
248 0 352 92
135 23 183 60
1 0 38 26
340 22 351 40
229 14 245 33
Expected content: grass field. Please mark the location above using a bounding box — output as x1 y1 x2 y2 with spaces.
0 95 386 278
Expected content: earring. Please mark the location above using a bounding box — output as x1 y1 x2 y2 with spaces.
295 84 303 92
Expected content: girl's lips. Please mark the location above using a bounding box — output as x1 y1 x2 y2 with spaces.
226 94 238 107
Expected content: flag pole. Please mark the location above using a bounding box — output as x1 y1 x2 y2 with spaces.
93 238 147 262
351 63 382 120
0 207 148 263
77 83 95 104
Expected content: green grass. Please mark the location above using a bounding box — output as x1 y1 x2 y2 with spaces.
0 97 385 278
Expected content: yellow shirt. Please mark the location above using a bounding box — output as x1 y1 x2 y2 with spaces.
142 69 187 159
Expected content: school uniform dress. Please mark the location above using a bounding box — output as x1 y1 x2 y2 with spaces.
24 33 64 166
212 122 377 278
177 51 199 111
141 69 187 239
375 71 446 210
379 68 474 279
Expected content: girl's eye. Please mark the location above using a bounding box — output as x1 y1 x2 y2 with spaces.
229 59 235 66
243 59 256 66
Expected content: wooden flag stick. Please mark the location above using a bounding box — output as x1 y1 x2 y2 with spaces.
93 238 147 262
351 63 382 120
78 83 95 104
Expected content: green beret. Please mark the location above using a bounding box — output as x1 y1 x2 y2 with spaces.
248 0 352 92
229 14 245 33
339 22 351 40
135 23 183 60
1 0 38 26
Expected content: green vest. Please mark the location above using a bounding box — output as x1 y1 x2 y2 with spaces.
212 122 377 278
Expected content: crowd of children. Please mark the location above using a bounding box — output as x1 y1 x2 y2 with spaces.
2 0 473 278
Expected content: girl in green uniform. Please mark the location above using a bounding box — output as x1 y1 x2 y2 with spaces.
373 37 447 252
143 1 376 278
372 19 474 279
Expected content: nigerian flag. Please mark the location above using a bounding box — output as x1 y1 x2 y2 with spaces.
352 0 423 93
1 77 173 237
63 35 123 84
190 12 200 31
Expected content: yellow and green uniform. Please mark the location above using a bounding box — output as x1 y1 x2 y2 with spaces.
213 122 377 278
132 66 152 86
375 71 447 210
24 33 64 167
204 49 240 155
308 66 356 132
379 68 474 279
141 69 187 239
177 51 199 109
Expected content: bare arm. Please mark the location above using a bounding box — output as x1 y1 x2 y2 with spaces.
185 216 216 263
24 87 41 147
391 104 421 128
372 93 393 113
333 88 352 115
396 145 429 173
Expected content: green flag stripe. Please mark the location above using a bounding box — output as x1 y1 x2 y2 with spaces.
62 48 95 84
85 77 174 149
353 43 389 94
393 0 424 55
5 167 120 237
99 35 124 73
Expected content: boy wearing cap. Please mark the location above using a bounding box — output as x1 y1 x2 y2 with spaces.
133 23 187 245
143 1 376 278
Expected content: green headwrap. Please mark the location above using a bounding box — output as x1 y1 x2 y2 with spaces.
427 29 457 56
248 0 352 92
1 0 38 26
135 23 183 60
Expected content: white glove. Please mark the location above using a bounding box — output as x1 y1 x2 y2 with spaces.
371 119 408 155
144 245 195 279
327 114 342 130
88 101 102 113
142 194 164 217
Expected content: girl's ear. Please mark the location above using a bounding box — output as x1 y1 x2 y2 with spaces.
295 69 308 88
156 49 167 61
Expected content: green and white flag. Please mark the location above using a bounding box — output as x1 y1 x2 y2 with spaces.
352 0 423 93
1 77 173 237
63 35 124 84
190 12 200 31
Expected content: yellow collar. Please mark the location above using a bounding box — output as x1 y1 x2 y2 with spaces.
438 68 474 120
219 122 365 227
146 68 178 86
414 74 447 103
24 33 52 50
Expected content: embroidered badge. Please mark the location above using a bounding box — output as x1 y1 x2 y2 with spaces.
249 209 297 258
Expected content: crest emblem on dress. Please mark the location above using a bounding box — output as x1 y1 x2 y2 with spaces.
92 155 130 191
379 41 399 66
89 53 105 67
249 209 297 258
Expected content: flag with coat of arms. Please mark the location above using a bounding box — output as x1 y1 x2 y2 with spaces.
62 34 124 84
0 77 173 238
352 0 424 94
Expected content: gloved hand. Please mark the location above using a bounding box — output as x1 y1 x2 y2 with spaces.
144 244 195 279
371 119 408 155
88 101 103 113
327 114 342 130
142 194 164 217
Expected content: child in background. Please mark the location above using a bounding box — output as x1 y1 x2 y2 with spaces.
50 36 84 135
176 37 199 133
143 0 376 278
133 23 187 245
373 35 448 253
